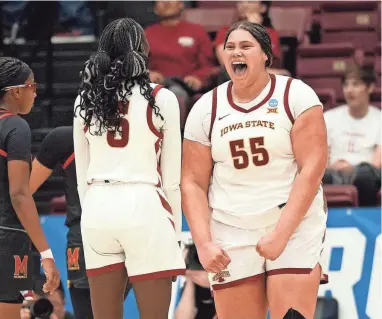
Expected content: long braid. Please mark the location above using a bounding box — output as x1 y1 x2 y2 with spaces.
76 18 162 136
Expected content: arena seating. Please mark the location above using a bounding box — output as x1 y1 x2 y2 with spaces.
3 0 378 211
323 185 359 207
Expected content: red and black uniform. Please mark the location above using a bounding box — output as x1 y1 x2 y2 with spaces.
0 109 34 303
36 126 92 318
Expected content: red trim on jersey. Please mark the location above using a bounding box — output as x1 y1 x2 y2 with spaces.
284 77 294 124
208 88 218 141
86 262 125 277
0 149 7 157
212 273 264 291
147 85 164 139
129 269 186 283
152 84 164 97
157 191 172 214
0 112 13 120
147 106 164 139
155 138 163 187
227 73 276 113
147 85 165 187
62 152 75 169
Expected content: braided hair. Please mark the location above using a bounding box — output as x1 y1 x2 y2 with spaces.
76 18 162 135
0 57 32 100
224 21 274 68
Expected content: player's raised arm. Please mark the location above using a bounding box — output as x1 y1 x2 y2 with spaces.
158 89 182 241
73 96 89 207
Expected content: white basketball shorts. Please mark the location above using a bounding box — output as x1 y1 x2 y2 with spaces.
81 183 185 282
208 207 328 290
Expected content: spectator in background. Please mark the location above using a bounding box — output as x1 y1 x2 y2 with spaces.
323 64 381 206
175 244 217 319
214 0 289 84
20 278 74 319
145 0 215 129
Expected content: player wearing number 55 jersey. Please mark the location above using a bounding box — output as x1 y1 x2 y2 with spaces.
182 22 328 319
73 18 185 319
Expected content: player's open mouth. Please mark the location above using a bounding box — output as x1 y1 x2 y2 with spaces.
232 61 247 75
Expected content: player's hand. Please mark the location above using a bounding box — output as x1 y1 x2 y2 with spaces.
149 71 164 84
256 230 289 261
196 242 231 273
184 75 203 91
333 159 353 174
41 258 60 294
20 307 32 319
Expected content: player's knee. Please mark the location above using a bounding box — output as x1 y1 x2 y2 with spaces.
283 308 306 319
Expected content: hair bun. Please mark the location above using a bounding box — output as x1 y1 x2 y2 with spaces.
94 51 111 75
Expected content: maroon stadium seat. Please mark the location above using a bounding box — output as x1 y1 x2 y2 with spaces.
376 43 381 75
319 2 379 53
50 195 67 214
197 1 236 8
322 31 378 54
323 185 359 208
183 8 235 32
297 42 355 77
321 11 378 32
316 88 337 111
269 7 312 42
297 43 354 99
320 1 378 13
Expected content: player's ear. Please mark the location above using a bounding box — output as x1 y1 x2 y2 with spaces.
10 87 22 100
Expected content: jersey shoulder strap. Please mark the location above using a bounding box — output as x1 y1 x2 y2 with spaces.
152 84 164 98
208 87 218 141
283 77 294 124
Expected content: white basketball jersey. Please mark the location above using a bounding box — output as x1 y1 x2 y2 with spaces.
207 74 324 227
83 84 165 187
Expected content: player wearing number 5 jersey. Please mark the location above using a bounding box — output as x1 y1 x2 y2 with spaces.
73 18 185 319
182 21 329 319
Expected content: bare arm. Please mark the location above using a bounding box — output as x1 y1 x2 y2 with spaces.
73 103 89 207
372 145 381 169
9 160 50 252
30 159 53 194
181 140 213 247
160 90 182 240
274 106 328 239
174 279 196 319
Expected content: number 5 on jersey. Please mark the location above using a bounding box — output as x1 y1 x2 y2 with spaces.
229 137 269 169
107 102 129 148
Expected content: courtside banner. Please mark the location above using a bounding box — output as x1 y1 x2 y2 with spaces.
40 207 380 319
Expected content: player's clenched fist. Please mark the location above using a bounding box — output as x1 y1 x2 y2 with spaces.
196 242 231 273
256 230 289 261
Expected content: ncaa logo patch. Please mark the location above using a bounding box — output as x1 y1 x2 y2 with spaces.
267 98 278 113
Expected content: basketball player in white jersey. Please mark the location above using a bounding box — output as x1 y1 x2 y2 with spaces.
73 18 185 319
182 21 328 319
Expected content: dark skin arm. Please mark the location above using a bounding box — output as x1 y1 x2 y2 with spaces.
8 160 60 293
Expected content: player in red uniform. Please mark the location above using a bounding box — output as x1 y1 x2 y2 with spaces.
0 57 59 319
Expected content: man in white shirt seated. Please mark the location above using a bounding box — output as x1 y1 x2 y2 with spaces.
323 64 381 206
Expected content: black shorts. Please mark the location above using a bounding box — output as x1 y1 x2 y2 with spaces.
0 227 34 303
67 241 89 289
